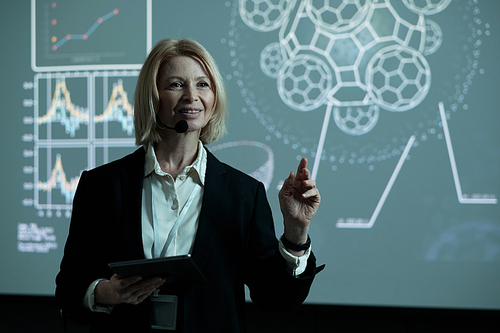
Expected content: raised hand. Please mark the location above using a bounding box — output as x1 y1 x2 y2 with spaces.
278 158 320 247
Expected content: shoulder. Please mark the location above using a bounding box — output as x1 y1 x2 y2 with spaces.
83 147 145 178
76 148 145 193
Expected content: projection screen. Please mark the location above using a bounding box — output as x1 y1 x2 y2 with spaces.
1 0 499 310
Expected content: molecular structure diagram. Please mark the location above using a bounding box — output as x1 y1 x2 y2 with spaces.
239 0 451 136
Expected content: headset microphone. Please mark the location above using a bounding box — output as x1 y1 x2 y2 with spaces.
158 120 189 133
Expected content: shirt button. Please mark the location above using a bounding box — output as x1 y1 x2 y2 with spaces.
171 202 179 210
179 175 186 181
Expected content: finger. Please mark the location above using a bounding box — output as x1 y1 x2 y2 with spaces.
301 165 311 181
135 290 154 304
128 286 155 305
296 158 308 176
110 274 142 292
280 171 295 193
296 158 312 182
133 277 165 290
127 277 165 304
301 187 320 200
301 179 316 189
120 274 143 286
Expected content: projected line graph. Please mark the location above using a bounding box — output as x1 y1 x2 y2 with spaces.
32 0 149 70
28 72 137 217
37 154 80 204
94 79 134 135
439 102 497 205
51 8 119 51
32 145 87 219
37 80 89 137
36 75 137 138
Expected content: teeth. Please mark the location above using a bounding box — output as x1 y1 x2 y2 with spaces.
181 110 201 113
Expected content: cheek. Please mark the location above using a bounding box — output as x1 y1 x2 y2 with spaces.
159 93 176 111
205 92 216 113
206 108 215 123
202 104 215 128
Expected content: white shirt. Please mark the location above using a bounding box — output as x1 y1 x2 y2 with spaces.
141 142 206 259
83 142 310 312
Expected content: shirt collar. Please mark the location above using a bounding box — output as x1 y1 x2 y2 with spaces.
144 141 207 185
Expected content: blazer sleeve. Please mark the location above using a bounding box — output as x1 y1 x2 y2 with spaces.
55 171 106 325
244 181 323 312
55 148 146 326
55 170 135 325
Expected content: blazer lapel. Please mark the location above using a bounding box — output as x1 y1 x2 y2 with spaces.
116 147 228 264
120 147 147 260
191 149 229 270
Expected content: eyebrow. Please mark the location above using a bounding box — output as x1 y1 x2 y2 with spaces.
164 75 210 82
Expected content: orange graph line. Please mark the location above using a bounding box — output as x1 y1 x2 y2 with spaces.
94 81 134 122
38 81 89 124
38 154 80 202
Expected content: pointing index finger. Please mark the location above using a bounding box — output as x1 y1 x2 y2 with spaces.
296 158 310 181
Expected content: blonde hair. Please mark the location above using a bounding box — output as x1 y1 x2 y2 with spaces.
134 38 228 146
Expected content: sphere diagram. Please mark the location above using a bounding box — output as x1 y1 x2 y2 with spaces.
233 0 458 174
241 0 443 137
229 0 496 229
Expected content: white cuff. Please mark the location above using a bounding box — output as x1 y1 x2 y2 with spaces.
83 279 114 314
278 237 311 277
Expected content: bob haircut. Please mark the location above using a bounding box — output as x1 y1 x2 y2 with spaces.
134 38 228 146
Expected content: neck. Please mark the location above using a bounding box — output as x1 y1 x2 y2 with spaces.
154 135 200 178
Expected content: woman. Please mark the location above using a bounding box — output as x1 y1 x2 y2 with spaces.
56 39 322 332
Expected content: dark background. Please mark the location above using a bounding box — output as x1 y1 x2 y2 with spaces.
0 296 498 332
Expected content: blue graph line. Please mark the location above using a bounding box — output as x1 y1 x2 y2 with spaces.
53 9 119 50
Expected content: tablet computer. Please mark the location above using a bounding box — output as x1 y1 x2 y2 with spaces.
108 254 207 285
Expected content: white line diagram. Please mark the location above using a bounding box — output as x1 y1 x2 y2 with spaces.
336 134 416 228
210 141 275 191
336 102 497 229
438 102 497 205
237 0 496 228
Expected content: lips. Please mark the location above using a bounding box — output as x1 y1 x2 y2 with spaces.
178 108 202 114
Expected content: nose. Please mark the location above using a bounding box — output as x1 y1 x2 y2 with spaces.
183 85 198 102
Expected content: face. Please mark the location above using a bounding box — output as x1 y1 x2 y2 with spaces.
156 56 215 135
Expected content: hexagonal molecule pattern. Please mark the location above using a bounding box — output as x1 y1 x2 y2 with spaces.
306 0 372 33
366 45 431 112
239 0 451 135
277 53 332 111
423 19 443 56
260 42 284 77
402 0 452 16
239 0 296 32
333 104 379 136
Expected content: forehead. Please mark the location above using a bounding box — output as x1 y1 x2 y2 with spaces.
158 56 209 79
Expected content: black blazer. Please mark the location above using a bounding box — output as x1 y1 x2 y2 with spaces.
56 147 322 332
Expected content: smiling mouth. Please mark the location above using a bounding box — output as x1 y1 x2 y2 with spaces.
180 110 201 113
178 108 202 114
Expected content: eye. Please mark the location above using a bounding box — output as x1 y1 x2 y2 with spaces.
167 81 183 89
198 81 211 89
